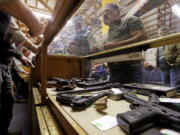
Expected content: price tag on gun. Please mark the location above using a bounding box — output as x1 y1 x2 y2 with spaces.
159 98 180 103
106 88 136 100
106 88 123 100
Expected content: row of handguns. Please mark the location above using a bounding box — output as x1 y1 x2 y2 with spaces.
51 77 180 134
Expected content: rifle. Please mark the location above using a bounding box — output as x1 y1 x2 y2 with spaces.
117 94 180 135
56 83 121 95
56 92 107 110
123 83 176 97
76 80 110 88
149 94 180 112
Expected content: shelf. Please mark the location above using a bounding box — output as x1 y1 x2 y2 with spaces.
84 33 180 60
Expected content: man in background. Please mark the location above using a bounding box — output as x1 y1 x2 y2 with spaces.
67 17 91 77
157 27 171 86
93 3 147 83
164 32 180 91
0 1 43 133
67 17 90 56
89 63 107 80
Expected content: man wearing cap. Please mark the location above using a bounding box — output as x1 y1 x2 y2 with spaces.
94 3 147 83
67 16 91 77
68 16 90 56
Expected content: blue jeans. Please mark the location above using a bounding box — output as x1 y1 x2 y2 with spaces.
161 69 170 86
0 64 14 134
170 67 180 90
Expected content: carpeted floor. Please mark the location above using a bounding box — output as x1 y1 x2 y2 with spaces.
9 103 29 135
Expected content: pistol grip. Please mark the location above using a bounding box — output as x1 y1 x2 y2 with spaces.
117 107 155 134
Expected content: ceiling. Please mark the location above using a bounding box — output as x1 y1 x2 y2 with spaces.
22 0 56 14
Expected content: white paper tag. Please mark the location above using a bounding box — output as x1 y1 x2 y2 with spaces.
47 88 57 95
159 98 180 103
91 116 118 131
160 129 180 135
47 88 56 91
111 88 122 94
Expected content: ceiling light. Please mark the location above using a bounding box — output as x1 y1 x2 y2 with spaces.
39 34 44 38
67 20 73 25
172 5 180 18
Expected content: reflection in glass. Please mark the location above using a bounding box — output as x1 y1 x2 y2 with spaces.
48 0 180 89
48 0 180 56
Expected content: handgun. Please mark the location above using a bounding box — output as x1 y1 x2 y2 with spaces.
117 94 180 135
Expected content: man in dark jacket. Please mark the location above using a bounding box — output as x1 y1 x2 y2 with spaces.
157 27 170 86
0 10 32 135
164 40 180 91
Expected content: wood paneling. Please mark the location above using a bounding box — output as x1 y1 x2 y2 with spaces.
47 95 88 135
47 55 82 79
30 88 65 135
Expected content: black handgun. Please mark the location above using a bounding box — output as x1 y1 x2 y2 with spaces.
56 92 107 110
123 83 176 97
117 94 180 135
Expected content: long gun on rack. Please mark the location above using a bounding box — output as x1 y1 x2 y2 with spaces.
117 93 180 135
76 80 110 88
56 83 121 95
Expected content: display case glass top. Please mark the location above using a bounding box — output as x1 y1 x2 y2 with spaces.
47 0 180 58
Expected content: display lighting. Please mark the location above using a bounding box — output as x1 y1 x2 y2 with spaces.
172 5 180 18
32 11 52 19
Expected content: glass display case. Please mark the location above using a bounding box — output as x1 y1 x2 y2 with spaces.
30 0 180 135
48 0 180 57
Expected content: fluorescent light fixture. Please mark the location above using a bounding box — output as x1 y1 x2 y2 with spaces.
172 5 180 18
67 20 73 25
39 34 44 38
32 11 52 19
54 37 59 41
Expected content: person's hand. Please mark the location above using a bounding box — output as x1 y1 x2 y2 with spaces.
144 62 155 69
20 56 34 68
